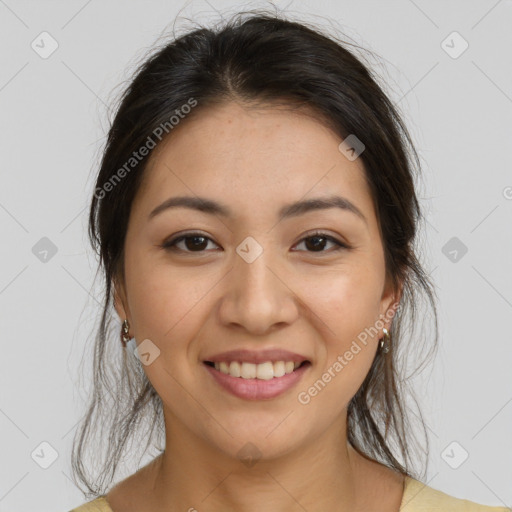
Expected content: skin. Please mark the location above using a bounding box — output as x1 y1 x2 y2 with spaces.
110 101 404 512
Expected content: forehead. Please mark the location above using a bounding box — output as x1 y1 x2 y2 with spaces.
136 101 376 226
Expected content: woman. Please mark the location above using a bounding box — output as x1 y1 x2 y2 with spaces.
69 10 507 512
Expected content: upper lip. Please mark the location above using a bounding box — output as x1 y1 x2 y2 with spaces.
203 349 310 364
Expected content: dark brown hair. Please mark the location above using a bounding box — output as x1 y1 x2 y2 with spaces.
72 8 438 498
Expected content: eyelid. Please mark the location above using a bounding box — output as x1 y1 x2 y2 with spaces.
161 230 351 253
297 229 350 248
161 230 218 251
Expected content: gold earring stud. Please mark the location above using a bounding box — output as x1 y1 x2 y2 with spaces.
121 319 130 348
380 327 390 353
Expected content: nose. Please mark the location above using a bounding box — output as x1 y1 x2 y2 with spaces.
217 250 299 335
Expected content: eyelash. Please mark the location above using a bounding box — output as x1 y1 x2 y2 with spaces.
160 230 350 254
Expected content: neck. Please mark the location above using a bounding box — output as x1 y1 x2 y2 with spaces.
146 412 371 512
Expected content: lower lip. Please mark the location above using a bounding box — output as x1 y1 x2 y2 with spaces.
203 362 311 400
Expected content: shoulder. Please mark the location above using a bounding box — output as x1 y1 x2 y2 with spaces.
402 476 510 511
68 496 112 512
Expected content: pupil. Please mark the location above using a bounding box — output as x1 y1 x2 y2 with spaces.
187 236 207 251
307 236 325 251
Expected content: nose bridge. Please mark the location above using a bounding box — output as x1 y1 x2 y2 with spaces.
219 237 297 333
234 241 281 303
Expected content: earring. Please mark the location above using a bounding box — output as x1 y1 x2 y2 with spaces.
121 319 130 348
380 327 390 354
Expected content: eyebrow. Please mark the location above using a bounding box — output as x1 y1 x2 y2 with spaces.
148 194 367 224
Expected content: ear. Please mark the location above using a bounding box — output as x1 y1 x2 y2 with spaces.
113 275 130 323
379 273 402 333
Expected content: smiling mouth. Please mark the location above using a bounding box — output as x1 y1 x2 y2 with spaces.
202 359 311 400
203 360 311 380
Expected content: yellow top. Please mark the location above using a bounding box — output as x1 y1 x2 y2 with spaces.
69 476 510 511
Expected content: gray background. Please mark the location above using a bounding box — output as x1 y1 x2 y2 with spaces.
0 1 511 511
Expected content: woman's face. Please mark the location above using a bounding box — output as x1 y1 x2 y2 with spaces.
114 101 399 460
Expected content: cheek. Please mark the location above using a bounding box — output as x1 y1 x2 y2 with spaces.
308 263 383 330
303 265 383 376
298 275 381 411
124 253 208 351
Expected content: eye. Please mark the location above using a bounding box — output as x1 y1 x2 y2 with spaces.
161 232 219 253
161 230 349 254
292 231 349 253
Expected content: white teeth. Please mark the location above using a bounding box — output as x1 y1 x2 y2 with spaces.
241 362 257 379
212 360 305 379
274 361 286 377
229 361 241 377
